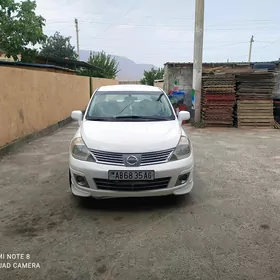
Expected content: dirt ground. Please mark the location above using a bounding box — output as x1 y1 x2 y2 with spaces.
0 122 280 280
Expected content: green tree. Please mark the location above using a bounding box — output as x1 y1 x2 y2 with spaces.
0 0 46 61
40 31 78 60
87 51 119 79
140 67 164 86
21 48 39 62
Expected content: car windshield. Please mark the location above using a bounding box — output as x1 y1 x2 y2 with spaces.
85 90 175 121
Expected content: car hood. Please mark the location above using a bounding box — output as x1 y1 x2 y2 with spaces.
80 120 182 153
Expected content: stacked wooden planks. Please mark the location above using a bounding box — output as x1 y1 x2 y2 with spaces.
201 73 236 127
235 72 275 128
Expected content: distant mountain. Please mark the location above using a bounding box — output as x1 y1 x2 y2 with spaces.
79 50 158 80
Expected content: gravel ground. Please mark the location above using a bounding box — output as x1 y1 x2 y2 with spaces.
0 122 280 280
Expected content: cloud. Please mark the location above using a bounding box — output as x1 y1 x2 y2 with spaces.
115 25 137 30
34 0 280 65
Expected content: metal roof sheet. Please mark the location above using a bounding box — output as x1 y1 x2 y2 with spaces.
0 60 74 72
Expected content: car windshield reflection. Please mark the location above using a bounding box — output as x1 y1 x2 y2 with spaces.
85 91 175 121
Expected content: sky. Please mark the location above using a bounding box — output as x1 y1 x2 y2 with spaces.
35 0 280 66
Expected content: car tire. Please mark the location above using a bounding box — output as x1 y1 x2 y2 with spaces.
68 169 72 189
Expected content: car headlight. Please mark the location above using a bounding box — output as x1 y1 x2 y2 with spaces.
171 136 191 160
70 137 94 161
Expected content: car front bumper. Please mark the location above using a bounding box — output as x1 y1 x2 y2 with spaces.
69 154 194 198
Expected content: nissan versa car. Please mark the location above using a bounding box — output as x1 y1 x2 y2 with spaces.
69 84 194 199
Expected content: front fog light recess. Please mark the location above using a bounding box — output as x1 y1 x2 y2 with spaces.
74 174 89 188
176 173 190 186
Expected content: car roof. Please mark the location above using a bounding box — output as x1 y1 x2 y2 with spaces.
97 84 162 92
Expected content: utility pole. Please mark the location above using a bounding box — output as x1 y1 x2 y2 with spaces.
248 35 254 63
75 18 80 60
192 0 204 123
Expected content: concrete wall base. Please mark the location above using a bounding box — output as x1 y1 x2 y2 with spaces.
0 117 73 159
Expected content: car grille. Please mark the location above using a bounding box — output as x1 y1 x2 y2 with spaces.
90 149 174 166
140 149 173 165
91 150 124 165
94 177 171 191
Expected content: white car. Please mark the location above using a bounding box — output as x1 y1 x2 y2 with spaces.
69 84 194 199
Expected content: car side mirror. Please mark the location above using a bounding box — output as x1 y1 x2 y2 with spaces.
71 110 83 123
178 111 190 125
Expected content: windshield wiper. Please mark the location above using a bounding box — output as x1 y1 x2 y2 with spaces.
115 116 143 119
86 116 172 121
86 117 115 121
114 116 169 120
115 101 135 116
156 93 164 102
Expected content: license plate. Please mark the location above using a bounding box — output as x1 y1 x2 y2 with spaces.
108 170 155 181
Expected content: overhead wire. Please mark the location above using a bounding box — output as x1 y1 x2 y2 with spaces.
78 39 271 50
46 18 280 30
46 18 278 24
262 36 280 49
42 9 280 63
86 0 139 39
47 22 280 32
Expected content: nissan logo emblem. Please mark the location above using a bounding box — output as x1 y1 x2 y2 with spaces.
126 155 138 166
